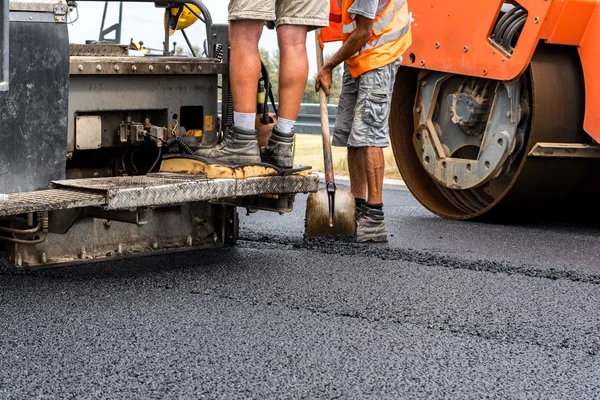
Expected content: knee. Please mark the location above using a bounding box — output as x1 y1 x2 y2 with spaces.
229 20 263 46
277 25 308 50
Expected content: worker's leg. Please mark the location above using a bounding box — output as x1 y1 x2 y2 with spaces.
260 25 308 168
261 0 328 168
364 147 385 206
277 25 308 123
332 64 362 214
348 147 367 202
348 60 401 242
229 20 264 117
195 1 273 163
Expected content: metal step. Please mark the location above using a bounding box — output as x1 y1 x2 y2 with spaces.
0 189 105 217
0 173 318 217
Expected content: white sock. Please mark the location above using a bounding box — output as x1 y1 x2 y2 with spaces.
276 117 295 134
234 112 256 131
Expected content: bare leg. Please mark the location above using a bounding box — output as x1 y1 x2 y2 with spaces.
348 148 367 200
364 147 384 205
277 25 309 120
229 20 264 113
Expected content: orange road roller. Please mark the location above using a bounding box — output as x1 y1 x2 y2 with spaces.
392 0 600 220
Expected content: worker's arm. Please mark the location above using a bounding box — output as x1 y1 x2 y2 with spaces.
315 15 374 96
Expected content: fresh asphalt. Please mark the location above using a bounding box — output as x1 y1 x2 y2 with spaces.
1 186 599 399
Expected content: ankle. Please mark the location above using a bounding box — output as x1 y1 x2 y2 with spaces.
355 198 366 208
276 117 295 134
233 112 256 130
366 203 383 210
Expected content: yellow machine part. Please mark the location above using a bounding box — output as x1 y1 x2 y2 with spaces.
165 3 201 36
159 157 311 180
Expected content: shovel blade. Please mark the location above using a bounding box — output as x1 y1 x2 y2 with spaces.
304 188 356 239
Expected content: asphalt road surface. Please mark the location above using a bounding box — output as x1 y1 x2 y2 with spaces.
1 186 600 399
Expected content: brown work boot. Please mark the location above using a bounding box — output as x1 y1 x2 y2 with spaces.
356 204 387 243
194 126 261 164
261 126 294 168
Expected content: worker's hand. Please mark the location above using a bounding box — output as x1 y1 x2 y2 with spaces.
315 65 333 96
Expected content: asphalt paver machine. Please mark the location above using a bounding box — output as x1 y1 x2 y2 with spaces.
0 0 317 268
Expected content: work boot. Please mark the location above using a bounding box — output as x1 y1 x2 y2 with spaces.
356 204 387 243
261 126 294 168
194 126 261 164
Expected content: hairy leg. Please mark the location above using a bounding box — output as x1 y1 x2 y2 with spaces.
277 25 309 120
348 148 367 200
364 147 384 205
229 20 264 113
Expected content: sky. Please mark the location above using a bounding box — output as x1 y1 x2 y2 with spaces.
67 1 341 76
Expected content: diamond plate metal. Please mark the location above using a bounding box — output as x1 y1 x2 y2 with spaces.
52 174 319 210
9 1 61 12
0 189 105 217
0 173 317 217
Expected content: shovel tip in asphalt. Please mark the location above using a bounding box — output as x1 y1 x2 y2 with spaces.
304 187 356 239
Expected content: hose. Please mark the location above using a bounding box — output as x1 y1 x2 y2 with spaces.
502 15 527 50
493 6 523 40
492 5 527 53
148 147 162 174
260 62 270 124
0 220 42 235
0 234 47 245
166 137 194 155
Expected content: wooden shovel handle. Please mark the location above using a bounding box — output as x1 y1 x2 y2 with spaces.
315 34 335 185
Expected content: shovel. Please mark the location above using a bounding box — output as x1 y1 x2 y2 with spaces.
304 35 355 239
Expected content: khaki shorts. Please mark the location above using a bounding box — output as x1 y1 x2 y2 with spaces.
332 59 402 148
228 0 329 30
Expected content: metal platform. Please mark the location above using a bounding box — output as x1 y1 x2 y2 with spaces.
0 173 318 217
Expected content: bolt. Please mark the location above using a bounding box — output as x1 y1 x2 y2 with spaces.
149 65 154 72
152 241 158 250
463 46 469 52
16 254 22 268
421 81 427 87
77 64 83 72
113 64 120 71
29 16 33 20
165 65 171 71
186 235 193 246
534 17 540 24
79 247 86 259
96 64 102 71
117 244 123 256
415 106 422 113
435 42 440 49
483 69 488 76
197 65 203 71
213 232 218 242
104 220 111 228
41 253 47 264
506 111 512 118
181 65 187 72
132 65 137 71
420 60 426 66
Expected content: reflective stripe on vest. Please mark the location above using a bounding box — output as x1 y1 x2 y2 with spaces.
341 0 412 78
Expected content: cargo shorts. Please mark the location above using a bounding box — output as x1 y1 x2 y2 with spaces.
228 0 329 30
332 59 402 148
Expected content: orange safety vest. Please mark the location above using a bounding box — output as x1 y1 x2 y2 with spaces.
341 0 412 78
